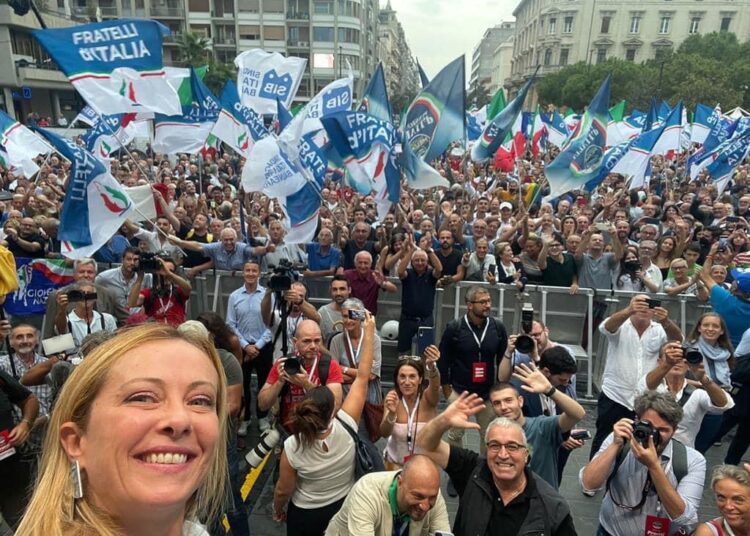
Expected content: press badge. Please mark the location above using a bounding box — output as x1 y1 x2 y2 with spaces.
644 515 670 536
472 361 488 383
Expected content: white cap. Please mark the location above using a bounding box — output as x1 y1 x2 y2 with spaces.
500 202 513 211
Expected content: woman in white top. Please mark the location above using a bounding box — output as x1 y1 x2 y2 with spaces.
379 347 441 470
273 311 376 536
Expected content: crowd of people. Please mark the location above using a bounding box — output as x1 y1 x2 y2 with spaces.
0 142 750 535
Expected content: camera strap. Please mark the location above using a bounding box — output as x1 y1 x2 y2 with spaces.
464 315 489 360
344 331 362 367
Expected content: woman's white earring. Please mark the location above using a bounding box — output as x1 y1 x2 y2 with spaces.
71 460 83 499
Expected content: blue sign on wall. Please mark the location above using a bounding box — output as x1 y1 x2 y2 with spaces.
22 87 32 99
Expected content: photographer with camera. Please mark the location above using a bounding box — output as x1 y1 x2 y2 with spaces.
257 319 343 433
638 341 733 449
95 247 152 312
581 391 706 536
397 234 442 354
261 279 321 361
54 282 117 349
590 294 682 459
127 255 191 326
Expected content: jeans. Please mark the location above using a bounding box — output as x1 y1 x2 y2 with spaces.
242 344 274 420
694 413 724 454
714 405 750 465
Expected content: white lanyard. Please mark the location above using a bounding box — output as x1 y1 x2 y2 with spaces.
345 330 363 365
402 394 420 454
464 315 490 360
305 354 320 382
723 519 737 536
157 287 173 315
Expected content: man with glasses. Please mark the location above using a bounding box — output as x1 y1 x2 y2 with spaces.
581 391 705 536
537 232 578 291
416 393 577 535
168 227 263 273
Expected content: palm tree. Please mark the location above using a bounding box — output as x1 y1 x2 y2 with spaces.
176 32 212 67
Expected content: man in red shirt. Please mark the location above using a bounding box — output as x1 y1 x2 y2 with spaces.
127 257 191 326
343 251 398 314
257 319 344 431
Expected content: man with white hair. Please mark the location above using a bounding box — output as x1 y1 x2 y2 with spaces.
169 227 260 272
396 234 442 353
343 250 397 315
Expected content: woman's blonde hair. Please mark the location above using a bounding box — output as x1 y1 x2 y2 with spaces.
15 322 229 536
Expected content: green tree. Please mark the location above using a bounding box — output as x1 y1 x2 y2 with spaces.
176 32 211 67
203 60 236 96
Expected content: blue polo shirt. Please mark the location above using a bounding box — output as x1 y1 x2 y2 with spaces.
710 285 750 347
306 242 341 271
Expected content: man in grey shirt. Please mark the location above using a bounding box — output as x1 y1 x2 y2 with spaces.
317 275 351 343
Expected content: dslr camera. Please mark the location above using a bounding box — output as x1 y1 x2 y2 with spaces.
515 303 535 354
632 420 661 448
623 260 642 272
268 259 304 292
282 355 303 376
138 252 163 273
682 345 703 365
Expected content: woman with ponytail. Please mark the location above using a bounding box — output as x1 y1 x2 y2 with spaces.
272 311 377 536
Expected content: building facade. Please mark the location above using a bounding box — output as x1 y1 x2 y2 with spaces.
489 24 515 95
507 0 750 96
377 0 418 115
470 22 515 93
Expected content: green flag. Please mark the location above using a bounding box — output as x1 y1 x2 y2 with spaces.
176 65 209 106
487 88 507 120
609 100 626 122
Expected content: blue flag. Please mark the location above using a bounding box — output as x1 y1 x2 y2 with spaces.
417 59 430 88
211 80 269 156
276 97 293 131
582 140 634 192
403 56 465 165
82 112 136 162
658 101 671 122
470 68 537 163
689 115 737 178
358 63 392 123
73 105 99 126
33 20 180 115
321 111 399 202
643 98 659 132
544 75 611 200
705 127 750 186
466 113 483 141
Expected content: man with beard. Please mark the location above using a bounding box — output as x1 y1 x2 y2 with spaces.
435 229 465 286
95 247 152 311
317 275 351 342
324 455 450 535
416 394 577 536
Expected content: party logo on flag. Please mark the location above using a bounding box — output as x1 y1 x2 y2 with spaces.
570 122 606 174
403 94 440 159
259 70 294 100
5 258 75 314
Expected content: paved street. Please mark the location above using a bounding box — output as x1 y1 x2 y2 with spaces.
237 405 730 536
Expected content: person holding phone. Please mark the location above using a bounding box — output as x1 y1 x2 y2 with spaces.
396 235 442 354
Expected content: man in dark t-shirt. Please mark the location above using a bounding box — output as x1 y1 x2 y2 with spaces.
5 218 44 258
436 229 465 283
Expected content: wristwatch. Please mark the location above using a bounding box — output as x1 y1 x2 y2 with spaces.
544 386 557 397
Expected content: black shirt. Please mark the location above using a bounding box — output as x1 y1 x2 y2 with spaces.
340 239 378 270
436 249 462 277
6 232 44 259
438 315 507 399
0 369 32 433
400 268 438 318
180 228 213 268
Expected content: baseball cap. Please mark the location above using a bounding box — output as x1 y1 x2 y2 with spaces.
500 202 513 211
731 268 750 293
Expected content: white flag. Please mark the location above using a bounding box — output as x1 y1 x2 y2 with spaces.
235 49 306 115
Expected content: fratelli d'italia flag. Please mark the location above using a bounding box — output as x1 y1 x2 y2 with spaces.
34 128 134 259
33 20 181 116
545 75 611 200
211 81 269 158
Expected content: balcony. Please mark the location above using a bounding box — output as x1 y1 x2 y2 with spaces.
162 32 184 45
214 36 236 46
70 5 119 18
286 12 310 21
151 6 185 18
287 39 310 48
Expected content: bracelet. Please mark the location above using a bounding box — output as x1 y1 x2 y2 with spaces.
386 413 397 424
544 386 557 397
21 418 32 426
503 353 513 360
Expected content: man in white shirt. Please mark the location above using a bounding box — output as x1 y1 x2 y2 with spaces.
638 341 733 448
589 294 682 459
55 282 117 348
637 240 663 293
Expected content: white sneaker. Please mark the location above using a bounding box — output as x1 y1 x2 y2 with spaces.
259 417 271 432
237 420 250 437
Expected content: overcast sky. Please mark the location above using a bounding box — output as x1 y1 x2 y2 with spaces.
384 0 517 78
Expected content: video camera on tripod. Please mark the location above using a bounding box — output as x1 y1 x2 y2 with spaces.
266 259 307 292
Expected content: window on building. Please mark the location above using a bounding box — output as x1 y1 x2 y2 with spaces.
239 25 260 40
548 17 556 34
263 0 284 12
659 16 670 33
601 16 611 33
563 16 573 33
238 0 259 11
313 26 334 41
189 0 209 11
337 27 359 43
544 48 552 65
559 48 569 65
689 17 700 33
314 0 334 14
596 48 607 63
630 15 641 33
264 26 285 40
720 17 731 31
626 48 636 61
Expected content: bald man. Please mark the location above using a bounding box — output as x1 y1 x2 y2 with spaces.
325 455 450 535
258 319 344 432
396 235 442 353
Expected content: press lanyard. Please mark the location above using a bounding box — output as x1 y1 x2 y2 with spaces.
305 354 320 382
157 287 173 315
723 519 737 536
402 395 420 454
345 330 363 365
464 315 490 360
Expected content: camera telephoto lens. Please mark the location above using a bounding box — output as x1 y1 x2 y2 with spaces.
283 357 302 376
515 334 534 354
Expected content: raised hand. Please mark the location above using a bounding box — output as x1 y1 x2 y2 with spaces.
511 363 552 395
384 390 399 414
442 392 486 430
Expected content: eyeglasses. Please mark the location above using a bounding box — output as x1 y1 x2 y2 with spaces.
549 243 562 248
398 355 422 362
471 299 492 305
486 441 527 454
